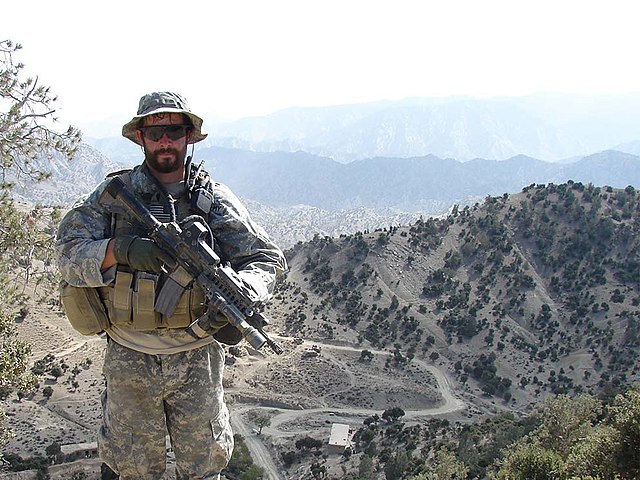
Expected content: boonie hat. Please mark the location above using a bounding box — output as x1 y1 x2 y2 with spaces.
122 91 207 145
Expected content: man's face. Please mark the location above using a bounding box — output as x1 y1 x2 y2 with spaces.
137 113 192 175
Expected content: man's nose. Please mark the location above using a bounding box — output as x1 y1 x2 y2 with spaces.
158 133 173 145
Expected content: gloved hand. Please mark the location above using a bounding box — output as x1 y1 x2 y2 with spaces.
213 323 243 346
207 312 243 346
112 235 175 273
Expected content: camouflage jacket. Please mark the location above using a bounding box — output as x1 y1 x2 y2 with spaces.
55 163 287 296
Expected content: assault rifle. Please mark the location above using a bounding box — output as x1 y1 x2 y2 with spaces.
99 176 284 354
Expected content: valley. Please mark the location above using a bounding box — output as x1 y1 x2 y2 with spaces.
1 181 639 479
0 290 468 480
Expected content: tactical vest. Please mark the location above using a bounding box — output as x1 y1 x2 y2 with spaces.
99 168 217 331
61 163 222 335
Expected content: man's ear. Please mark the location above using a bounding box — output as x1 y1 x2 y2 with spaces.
135 130 144 145
187 129 194 144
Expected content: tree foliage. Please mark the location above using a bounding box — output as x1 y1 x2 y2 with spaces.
254 413 271 435
1 39 80 186
0 201 37 451
381 406 405 423
223 434 265 480
411 448 469 480
491 386 640 479
0 38 80 452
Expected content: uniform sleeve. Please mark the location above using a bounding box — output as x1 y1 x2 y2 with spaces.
209 183 287 302
55 181 115 287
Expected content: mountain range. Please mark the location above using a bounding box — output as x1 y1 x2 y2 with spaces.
199 147 640 212
194 93 640 162
83 93 640 164
13 144 640 249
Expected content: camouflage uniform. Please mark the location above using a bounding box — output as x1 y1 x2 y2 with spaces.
56 158 286 479
100 339 230 479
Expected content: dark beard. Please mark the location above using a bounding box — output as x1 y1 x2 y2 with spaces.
144 147 186 173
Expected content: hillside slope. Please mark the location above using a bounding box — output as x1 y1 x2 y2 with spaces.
265 181 640 412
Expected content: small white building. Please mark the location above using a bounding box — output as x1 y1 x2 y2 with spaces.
328 423 352 454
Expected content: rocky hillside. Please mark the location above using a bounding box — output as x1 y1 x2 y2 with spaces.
241 199 422 249
10 144 123 206
265 181 640 413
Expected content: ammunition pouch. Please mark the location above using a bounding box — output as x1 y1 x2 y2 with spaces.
60 282 110 335
99 268 206 331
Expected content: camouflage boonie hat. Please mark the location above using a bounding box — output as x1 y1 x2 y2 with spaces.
122 91 207 145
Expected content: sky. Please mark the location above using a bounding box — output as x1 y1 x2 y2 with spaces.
3 0 640 137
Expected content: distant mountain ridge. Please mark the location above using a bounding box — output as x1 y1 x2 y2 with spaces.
16 145 640 249
202 93 640 162
10 144 121 206
199 147 640 212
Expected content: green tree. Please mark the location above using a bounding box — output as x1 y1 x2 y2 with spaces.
0 39 80 451
564 425 618 479
359 349 374 362
382 406 406 423
411 447 469 480
492 443 565 480
491 387 640 479
358 454 375 480
608 383 640 476
384 449 409 480
489 394 600 479
1 40 80 184
45 441 61 462
223 434 265 480
254 413 271 435
531 394 601 454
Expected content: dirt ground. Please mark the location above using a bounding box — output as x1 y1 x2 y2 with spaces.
1 289 464 479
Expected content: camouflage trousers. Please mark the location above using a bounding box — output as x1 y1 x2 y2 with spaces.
98 339 234 479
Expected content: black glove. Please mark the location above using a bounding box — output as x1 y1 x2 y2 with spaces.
213 323 243 346
205 311 243 346
113 235 175 273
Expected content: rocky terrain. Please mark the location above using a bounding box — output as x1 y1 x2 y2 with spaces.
0 236 469 478
1 181 639 479
270 182 640 415
0 287 463 479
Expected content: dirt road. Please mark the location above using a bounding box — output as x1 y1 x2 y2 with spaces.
230 409 283 480
231 340 466 478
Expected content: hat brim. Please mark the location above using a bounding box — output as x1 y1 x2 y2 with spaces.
122 107 207 145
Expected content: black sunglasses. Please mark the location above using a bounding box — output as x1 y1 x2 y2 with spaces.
140 125 191 142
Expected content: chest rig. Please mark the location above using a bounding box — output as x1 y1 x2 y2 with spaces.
99 161 219 331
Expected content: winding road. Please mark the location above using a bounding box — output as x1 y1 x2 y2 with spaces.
229 340 466 480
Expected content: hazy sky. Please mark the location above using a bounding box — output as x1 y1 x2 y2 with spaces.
3 0 640 136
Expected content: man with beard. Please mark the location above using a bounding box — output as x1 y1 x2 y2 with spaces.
55 92 287 479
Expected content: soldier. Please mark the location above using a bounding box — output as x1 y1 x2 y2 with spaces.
55 92 287 480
